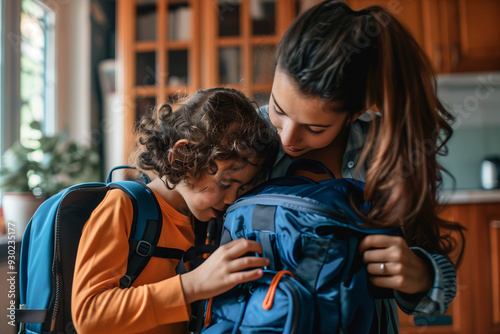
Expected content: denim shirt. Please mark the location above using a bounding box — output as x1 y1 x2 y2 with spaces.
259 105 457 332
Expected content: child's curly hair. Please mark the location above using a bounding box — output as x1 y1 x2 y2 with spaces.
134 88 278 188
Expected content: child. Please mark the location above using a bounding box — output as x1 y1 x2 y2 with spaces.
261 1 465 332
71 88 277 334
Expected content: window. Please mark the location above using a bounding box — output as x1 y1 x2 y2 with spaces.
1 0 55 150
0 0 56 198
0 4 3 155
19 0 56 138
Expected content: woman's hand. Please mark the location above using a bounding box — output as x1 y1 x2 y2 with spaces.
359 235 433 295
180 238 269 304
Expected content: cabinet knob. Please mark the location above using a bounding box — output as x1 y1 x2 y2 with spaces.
433 44 442 70
450 42 460 67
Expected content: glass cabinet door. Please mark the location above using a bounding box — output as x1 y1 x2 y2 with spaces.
251 0 275 36
118 0 200 163
168 1 191 41
135 51 156 86
136 1 157 41
219 47 241 84
118 0 297 163
130 0 200 117
210 0 293 106
219 0 241 36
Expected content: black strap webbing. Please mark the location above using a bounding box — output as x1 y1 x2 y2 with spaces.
259 232 276 271
128 239 186 259
175 245 217 275
120 217 162 288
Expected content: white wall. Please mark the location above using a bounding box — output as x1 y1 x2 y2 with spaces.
51 0 92 143
437 72 500 129
437 72 500 190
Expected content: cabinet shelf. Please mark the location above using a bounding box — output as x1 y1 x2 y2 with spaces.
135 41 191 51
217 35 279 46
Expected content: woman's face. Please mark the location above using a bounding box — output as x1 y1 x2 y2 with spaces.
269 69 350 157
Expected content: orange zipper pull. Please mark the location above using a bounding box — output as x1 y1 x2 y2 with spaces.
262 270 294 310
204 297 213 327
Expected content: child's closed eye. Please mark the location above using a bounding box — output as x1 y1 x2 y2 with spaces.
218 180 232 190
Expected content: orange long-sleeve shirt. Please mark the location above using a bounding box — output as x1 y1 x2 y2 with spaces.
72 188 195 334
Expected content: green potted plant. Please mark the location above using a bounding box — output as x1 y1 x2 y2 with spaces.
0 121 101 240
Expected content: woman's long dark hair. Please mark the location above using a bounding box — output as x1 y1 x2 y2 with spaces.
275 1 465 267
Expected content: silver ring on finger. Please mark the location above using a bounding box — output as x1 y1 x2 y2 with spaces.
379 263 385 273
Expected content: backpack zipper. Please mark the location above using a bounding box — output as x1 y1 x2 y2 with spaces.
281 278 301 333
262 271 302 333
51 186 107 331
228 194 349 223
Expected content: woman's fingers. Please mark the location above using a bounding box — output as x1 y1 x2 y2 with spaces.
359 234 405 253
369 274 406 290
359 234 434 294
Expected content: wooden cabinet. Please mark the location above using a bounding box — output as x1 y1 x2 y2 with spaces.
398 201 500 334
435 0 500 73
344 0 500 73
117 0 500 160
117 0 202 160
117 0 297 160
470 203 500 334
200 0 296 105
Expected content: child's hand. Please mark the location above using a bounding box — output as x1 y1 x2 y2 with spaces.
359 235 433 295
180 238 269 304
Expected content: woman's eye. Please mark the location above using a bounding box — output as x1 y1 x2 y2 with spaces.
273 105 285 116
307 127 326 134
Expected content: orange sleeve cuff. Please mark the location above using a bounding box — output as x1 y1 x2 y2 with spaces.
148 274 190 324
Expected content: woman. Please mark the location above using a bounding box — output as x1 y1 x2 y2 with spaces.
261 1 465 332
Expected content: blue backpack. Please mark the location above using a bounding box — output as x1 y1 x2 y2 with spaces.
16 167 193 334
201 162 402 334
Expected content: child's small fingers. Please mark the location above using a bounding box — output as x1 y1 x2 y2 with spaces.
223 238 263 257
230 256 269 272
229 268 264 285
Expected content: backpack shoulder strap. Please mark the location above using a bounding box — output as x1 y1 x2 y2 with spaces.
109 181 186 288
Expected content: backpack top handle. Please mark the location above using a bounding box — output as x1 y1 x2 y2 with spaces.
107 165 152 184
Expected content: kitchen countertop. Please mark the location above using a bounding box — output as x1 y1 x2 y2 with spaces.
440 189 500 204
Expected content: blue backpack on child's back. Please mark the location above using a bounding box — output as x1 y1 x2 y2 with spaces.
16 167 194 334
200 161 401 334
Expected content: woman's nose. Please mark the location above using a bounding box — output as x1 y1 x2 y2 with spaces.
280 121 300 146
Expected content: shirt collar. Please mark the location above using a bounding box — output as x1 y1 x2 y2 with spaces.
345 110 378 155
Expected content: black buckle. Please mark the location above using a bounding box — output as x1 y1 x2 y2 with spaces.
120 275 133 288
136 240 153 257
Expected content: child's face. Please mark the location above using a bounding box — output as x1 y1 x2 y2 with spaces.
178 159 260 222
